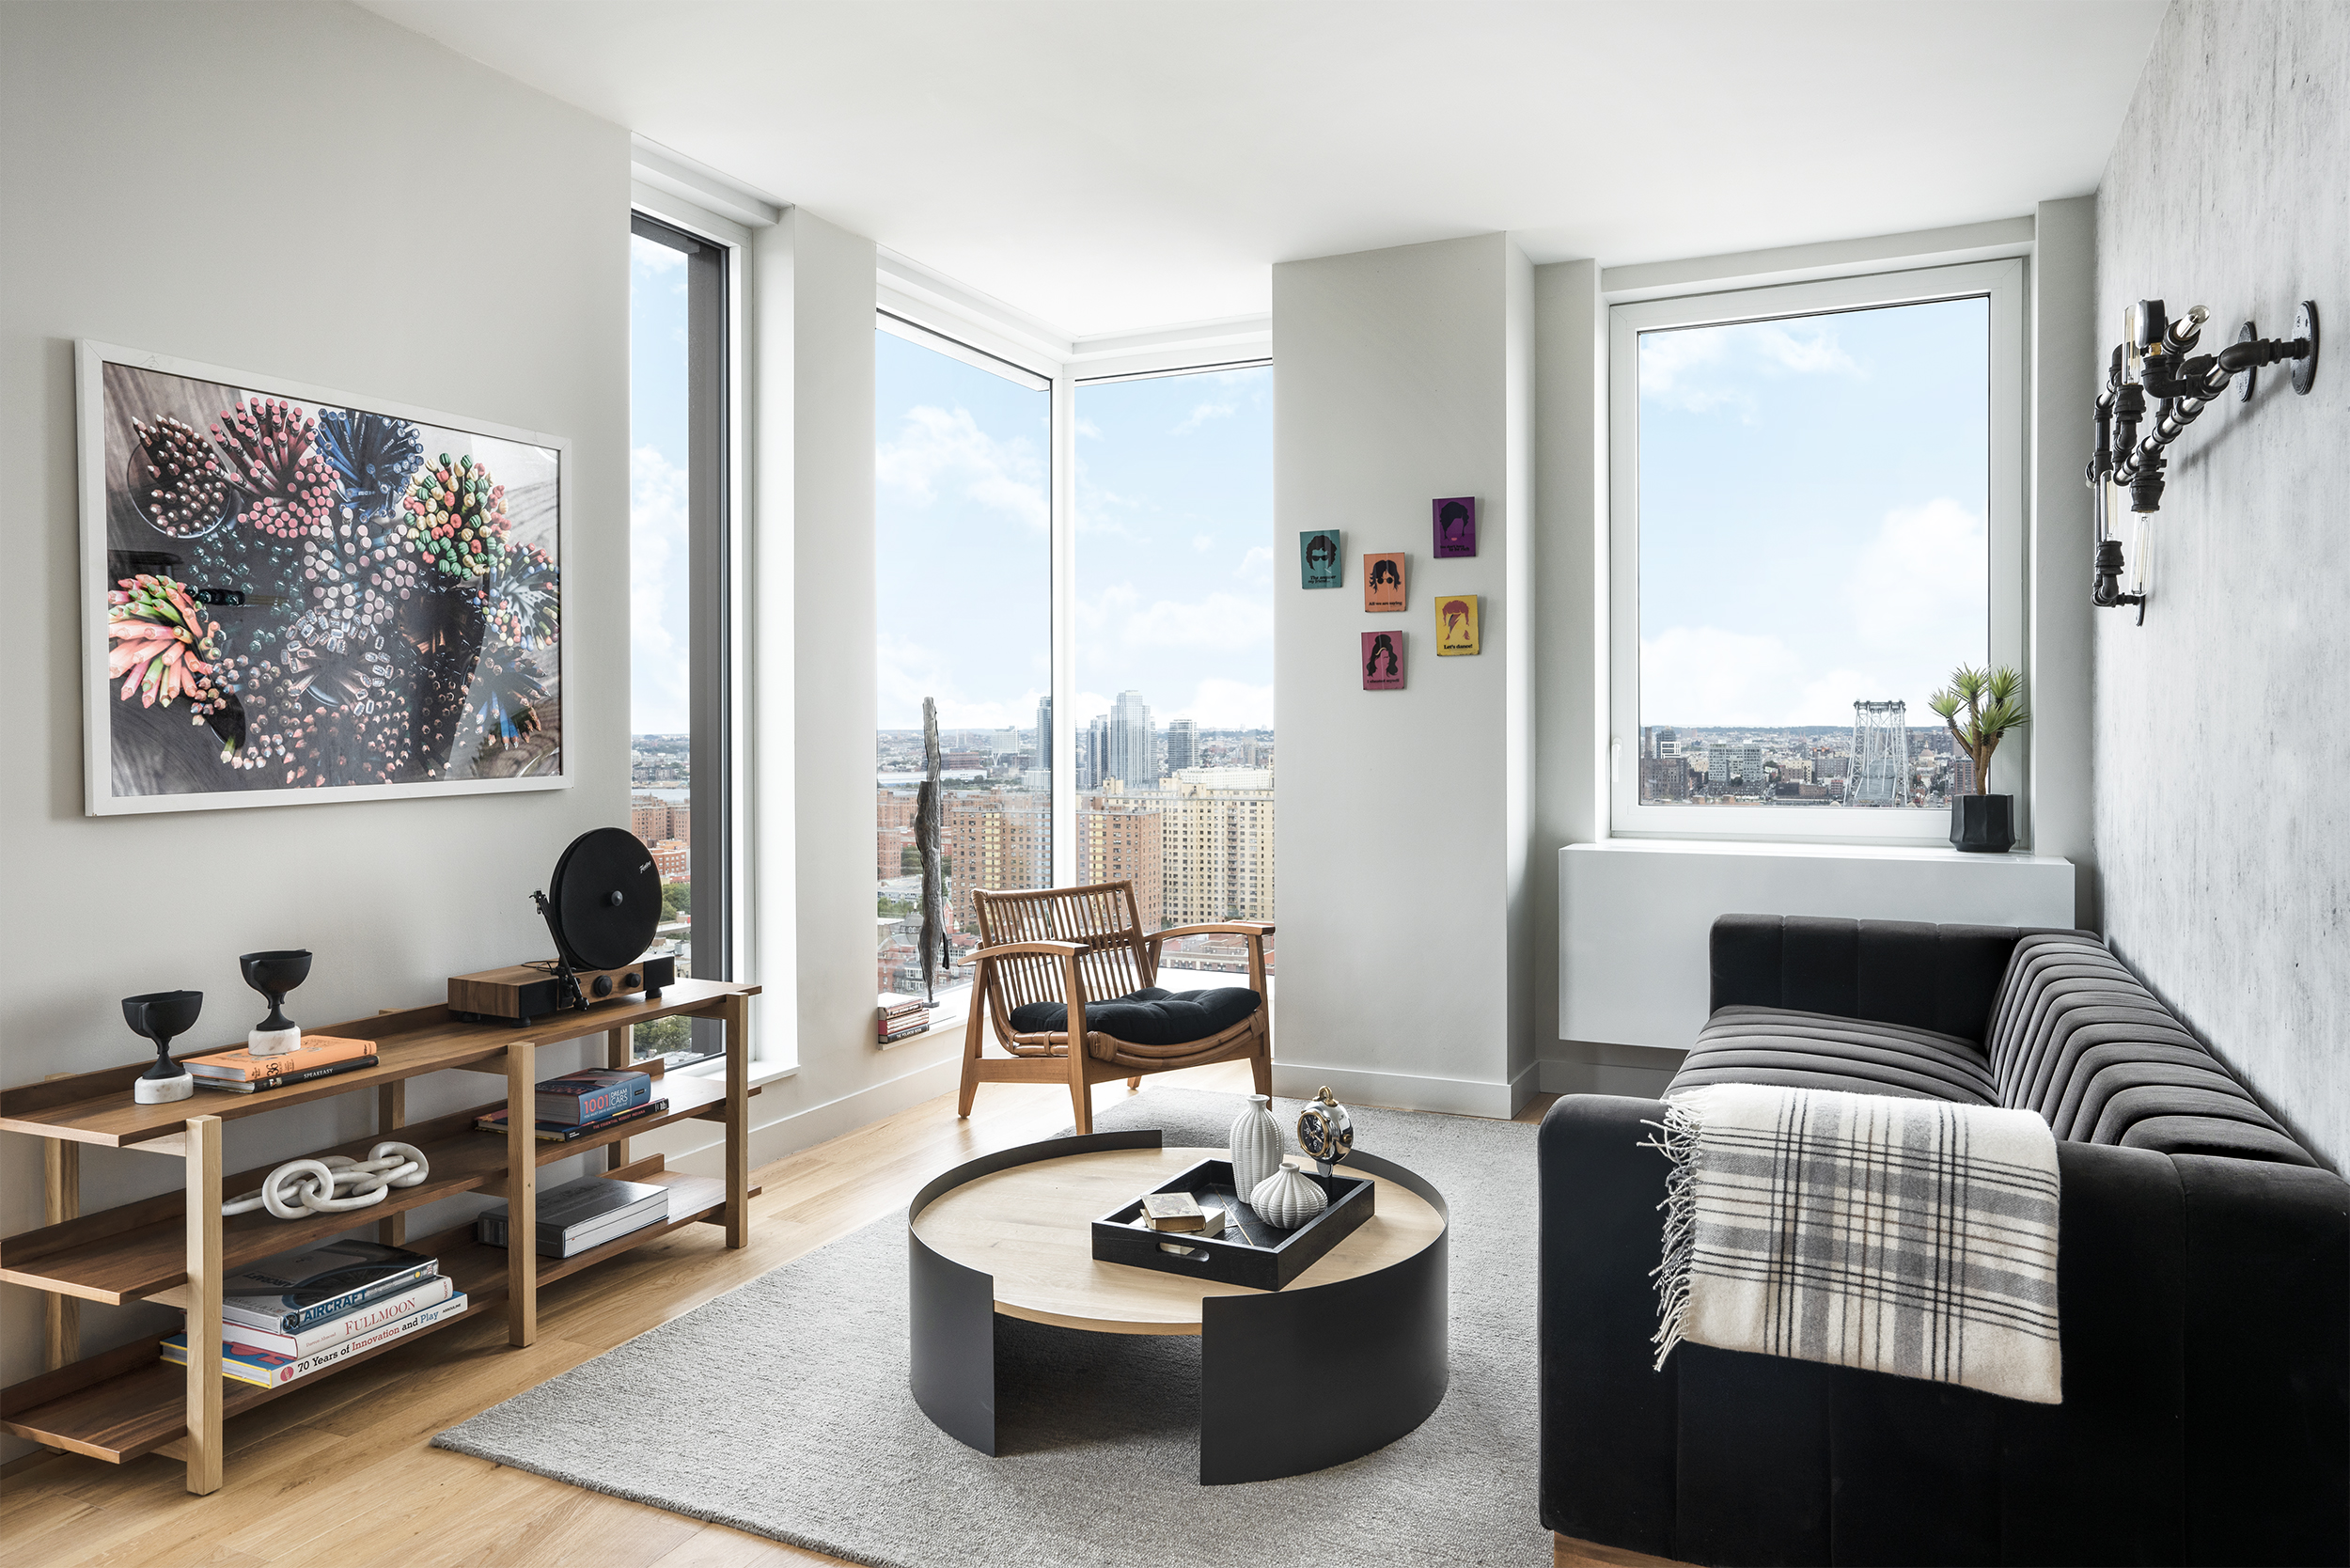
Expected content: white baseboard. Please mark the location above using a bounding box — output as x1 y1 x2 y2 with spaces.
1272 1058 1522 1120
650 1050 969 1178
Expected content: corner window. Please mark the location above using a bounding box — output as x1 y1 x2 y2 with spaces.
1607 260 2024 843
629 213 731 1063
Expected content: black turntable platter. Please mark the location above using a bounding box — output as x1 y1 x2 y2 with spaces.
545 828 660 972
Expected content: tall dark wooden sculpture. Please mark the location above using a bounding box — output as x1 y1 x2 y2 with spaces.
916 697 946 1002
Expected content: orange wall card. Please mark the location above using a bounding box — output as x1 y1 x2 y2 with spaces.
1363 553 1406 613
1435 594 1480 655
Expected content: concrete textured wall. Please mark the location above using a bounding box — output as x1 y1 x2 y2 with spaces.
0 0 630 1455
2092 0 2349 1168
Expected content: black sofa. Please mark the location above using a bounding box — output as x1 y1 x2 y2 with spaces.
1539 916 2349 1567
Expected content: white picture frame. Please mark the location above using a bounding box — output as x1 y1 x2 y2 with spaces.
76 339 572 816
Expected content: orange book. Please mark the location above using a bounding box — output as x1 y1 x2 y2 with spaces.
183 1035 377 1081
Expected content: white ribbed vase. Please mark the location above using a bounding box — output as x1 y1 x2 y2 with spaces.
1249 1163 1329 1229
1228 1093 1285 1200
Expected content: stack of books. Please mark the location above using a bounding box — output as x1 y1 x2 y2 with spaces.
476 1067 665 1143
477 1174 670 1259
160 1240 466 1388
183 1035 377 1094
878 992 931 1045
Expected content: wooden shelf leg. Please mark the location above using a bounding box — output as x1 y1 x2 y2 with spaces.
506 1040 537 1347
605 1026 633 1173
722 996 750 1249
183 1114 223 1496
42 1134 80 1372
375 1080 407 1247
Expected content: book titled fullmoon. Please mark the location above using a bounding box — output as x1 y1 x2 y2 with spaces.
1361 630 1405 690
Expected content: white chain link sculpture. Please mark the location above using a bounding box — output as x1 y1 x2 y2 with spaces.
221 1141 430 1219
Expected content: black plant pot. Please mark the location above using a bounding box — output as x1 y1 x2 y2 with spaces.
1950 793 2016 854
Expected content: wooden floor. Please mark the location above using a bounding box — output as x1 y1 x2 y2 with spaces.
0 1066 1678 1568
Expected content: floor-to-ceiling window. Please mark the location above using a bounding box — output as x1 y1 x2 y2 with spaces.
874 323 1052 1014
1074 365 1275 975
629 213 729 1062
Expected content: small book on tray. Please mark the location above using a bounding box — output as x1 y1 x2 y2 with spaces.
476 1174 669 1258
1140 1192 1207 1232
534 1068 651 1125
217 1240 441 1334
164 1293 468 1388
475 1098 668 1142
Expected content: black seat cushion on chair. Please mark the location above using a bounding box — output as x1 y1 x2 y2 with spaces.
1008 986 1261 1046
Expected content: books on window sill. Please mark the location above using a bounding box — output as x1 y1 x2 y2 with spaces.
164 1292 470 1388
534 1068 652 1125
878 992 932 1046
217 1240 442 1335
476 1174 670 1258
474 1097 670 1142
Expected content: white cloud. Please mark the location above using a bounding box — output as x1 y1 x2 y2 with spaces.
1233 546 1274 583
1111 591 1273 651
629 444 691 734
1163 677 1274 730
1191 533 1215 552
629 237 684 274
1639 318 1863 416
1172 401 1235 435
876 404 1046 530
1075 416 1104 440
1844 497 1985 652
876 629 1046 731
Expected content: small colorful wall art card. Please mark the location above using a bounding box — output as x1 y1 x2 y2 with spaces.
1432 496 1478 558
1435 593 1480 655
1363 552 1407 613
1300 528 1343 588
1361 630 1405 690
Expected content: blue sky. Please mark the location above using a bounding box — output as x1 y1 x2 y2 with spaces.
1637 295 1989 728
875 334 1272 732
630 234 691 735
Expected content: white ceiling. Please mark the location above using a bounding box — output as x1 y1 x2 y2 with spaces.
363 0 2166 338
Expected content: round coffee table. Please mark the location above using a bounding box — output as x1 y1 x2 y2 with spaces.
907 1129 1449 1484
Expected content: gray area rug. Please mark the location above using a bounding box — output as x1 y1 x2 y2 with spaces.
434 1089 1549 1566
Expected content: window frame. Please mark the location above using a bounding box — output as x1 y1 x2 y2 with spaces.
631 211 736 1063
1606 258 2028 847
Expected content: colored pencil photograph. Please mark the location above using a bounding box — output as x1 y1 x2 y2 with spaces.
1432 496 1477 558
1300 528 1343 588
1435 593 1480 655
1361 630 1405 690
1364 552 1407 613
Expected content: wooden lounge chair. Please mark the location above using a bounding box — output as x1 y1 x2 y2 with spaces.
956 879 1273 1133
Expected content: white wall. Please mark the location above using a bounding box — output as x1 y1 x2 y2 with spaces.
1272 234 1537 1118
2092 0 2348 1169
0 0 630 1456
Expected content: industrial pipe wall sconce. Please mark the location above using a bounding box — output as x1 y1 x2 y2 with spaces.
2087 297 2318 624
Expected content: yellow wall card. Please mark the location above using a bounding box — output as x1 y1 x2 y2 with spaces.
1435 594 1480 655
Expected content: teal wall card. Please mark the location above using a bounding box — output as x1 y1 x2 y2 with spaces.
1300 528 1342 588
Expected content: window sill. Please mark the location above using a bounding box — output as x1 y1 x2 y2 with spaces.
1573 839 2070 868
678 1057 801 1089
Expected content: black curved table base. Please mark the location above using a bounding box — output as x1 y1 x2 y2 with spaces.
908 1132 1450 1484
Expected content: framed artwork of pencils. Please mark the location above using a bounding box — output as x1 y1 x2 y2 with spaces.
1435 594 1480 655
76 340 569 815
1364 553 1406 613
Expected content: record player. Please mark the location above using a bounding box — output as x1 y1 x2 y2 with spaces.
449 828 675 1025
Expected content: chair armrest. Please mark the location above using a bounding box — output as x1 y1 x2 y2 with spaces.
1149 922 1274 945
958 940 1084 966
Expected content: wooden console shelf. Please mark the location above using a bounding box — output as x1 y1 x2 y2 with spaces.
0 978 760 1493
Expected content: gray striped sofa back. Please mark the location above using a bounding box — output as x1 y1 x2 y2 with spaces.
1985 931 2317 1167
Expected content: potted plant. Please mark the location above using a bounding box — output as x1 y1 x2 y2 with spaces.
1929 665 2029 852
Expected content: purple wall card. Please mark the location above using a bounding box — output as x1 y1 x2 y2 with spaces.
1432 496 1477 557
1361 630 1405 690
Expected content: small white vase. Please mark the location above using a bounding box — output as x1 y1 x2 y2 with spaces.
1228 1093 1284 1200
1249 1163 1329 1229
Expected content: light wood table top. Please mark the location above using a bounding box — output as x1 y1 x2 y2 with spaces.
911 1145 1445 1336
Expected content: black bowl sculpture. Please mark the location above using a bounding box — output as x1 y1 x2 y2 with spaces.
123 989 202 1104
239 949 312 1056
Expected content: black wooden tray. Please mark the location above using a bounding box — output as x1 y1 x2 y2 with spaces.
1090 1157 1374 1290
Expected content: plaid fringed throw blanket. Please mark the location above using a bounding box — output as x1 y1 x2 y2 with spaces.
1650 1084 2063 1404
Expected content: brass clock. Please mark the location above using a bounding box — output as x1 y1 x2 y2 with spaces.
1295 1086 1354 1176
